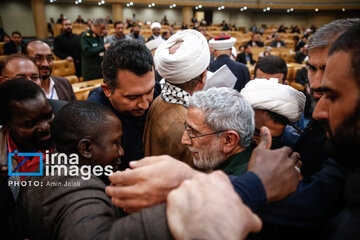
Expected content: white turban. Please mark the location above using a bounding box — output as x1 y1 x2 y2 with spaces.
154 29 210 84
209 36 236 50
146 37 165 51
241 79 306 123
151 22 161 30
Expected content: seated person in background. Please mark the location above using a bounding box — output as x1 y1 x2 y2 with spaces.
182 87 254 175
144 29 209 166
75 15 85 24
0 79 54 239
247 34 264 47
258 46 272 59
4 32 25 55
253 55 288 84
270 34 287 48
241 79 305 149
236 44 256 65
25 40 76 102
294 44 308 64
54 19 82 78
293 35 306 52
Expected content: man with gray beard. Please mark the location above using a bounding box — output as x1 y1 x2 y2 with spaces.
182 87 255 175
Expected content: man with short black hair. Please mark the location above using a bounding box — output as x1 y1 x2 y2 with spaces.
236 44 256 65
26 40 76 102
105 21 129 44
87 40 160 169
253 55 288 84
54 19 82 77
4 31 24 55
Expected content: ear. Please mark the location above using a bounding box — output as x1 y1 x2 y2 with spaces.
77 139 92 159
221 130 240 154
101 83 112 98
200 70 207 84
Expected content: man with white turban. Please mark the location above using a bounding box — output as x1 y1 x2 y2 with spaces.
147 22 162 42
241 78 306 149
209 35 250 91
143 29 210 166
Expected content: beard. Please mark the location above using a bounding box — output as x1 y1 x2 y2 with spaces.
328 100 360 168
189 138 226 170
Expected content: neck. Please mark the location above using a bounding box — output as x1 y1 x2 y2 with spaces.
41 77 51 93
225 145 247 160
116 33 123 38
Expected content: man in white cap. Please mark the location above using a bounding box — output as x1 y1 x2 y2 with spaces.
241 79 305 149
145 37 165 56
143 29 210 166
209 35 250 91
147 22 162 42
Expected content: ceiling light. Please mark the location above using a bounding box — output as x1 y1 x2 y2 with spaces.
75 1 78 4
240 8 243 11
221 6 225 9
342 8 346 11
152 3 155 6
267 7 270 11
199 5 202 8
101 0 105 4
315 8 319 12
243 6 247 10
195 6 198 10
173 4 176 7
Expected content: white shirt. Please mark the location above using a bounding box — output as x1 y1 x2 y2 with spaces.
44 77 59 100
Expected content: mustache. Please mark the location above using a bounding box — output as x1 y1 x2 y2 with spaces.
39 66 50 70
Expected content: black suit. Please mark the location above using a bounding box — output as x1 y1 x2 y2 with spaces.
54 32 82 77
209 54 250 91
236 52 256 65
294 40 306 51
4 40 25 55
247 40 264 47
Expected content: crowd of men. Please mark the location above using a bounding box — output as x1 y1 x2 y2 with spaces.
0 16 360 240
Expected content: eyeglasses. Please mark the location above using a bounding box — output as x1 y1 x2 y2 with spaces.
31 55 54 63
3 74 41 83
184 122 226 141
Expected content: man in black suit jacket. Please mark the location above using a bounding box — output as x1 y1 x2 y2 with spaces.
54 19 82 77
209 35 250 91
4 31 25 55
25 40 76 102
236 44 256 65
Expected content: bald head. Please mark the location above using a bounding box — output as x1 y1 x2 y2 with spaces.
26 40 54 80
0 54 41 86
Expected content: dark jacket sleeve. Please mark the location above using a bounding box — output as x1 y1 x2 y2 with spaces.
229 172 267 212
109 204 173 240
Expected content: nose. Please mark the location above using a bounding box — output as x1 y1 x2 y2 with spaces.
309 70 323 91
118 146 124 157
38 120 51 132
312 95 329 121
181 130 192 146
138 95 150 110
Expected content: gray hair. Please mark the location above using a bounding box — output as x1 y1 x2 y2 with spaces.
93 18 107 26
189 87 254 147
308 18 360 50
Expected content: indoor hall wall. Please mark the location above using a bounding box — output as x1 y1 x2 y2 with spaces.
0 0 36 37
44 3 112 23
122 7 182 24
